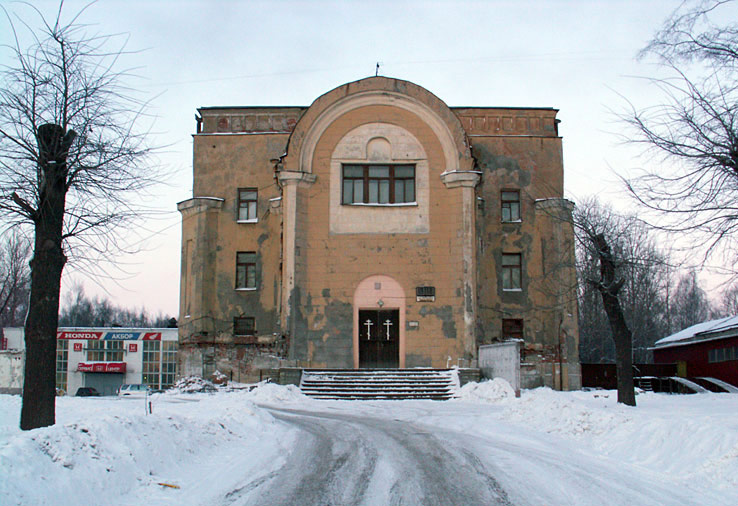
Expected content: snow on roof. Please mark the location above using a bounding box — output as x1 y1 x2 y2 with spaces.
653 315 738 348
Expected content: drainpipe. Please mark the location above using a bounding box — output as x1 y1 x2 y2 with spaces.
558 315 564 391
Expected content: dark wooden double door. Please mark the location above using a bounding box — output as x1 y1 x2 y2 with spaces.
359 309 399 368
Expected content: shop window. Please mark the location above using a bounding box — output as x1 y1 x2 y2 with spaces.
501 190 521 222
342 164 415 204
56 340 68 392
237 188 258 222
142 341 161 388
234 316 256 336
502 253 522 291
236 252 257 290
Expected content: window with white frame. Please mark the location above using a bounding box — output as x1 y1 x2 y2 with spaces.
237 188 258 222
501 190 521 222
56 340 68 392
236 252 257 290
502 253 522 290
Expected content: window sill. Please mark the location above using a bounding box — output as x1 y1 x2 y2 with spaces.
236 219 258 224
503 288 523 292
235 287 257 292
501 219 522 224
342 202 418 207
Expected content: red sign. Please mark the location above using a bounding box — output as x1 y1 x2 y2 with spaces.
142 332 161 341
129 343 137 352
58 331 103 340
77 362 127 373
73 343 83 352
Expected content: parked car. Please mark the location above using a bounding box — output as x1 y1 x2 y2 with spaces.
117 384 151 397
75 387 101 397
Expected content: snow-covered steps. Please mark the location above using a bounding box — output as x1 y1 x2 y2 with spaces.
299 368 459 400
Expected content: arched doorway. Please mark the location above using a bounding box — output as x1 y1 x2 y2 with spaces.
353 275 405 368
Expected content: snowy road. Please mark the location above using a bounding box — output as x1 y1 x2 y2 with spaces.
224 406 512 506
217 403 709 506
3 386 737 505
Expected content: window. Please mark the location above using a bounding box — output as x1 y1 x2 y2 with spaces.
234 317 256 336
86 340 123 361
56 340 68 392
501 190 520 222
342 164 415 204
502 253 522 290
143 340 178 389
237 188 258 222
142 341 160 388
709 345 738 363
236 252 257 289
161 341 178 389
502 319 524 340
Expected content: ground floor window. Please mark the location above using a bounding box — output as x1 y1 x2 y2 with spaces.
143 340 178 389
708 346 737 363
56 340 68 392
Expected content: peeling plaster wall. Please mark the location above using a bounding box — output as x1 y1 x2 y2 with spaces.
179 78 580 389
468 124 580 390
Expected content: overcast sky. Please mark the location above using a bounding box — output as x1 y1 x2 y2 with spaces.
0 0 722 317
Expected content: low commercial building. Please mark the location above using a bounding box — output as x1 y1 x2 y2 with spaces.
652 315 738 387
1 327 178 395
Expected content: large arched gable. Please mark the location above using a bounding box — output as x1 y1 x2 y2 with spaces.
282 76 473 174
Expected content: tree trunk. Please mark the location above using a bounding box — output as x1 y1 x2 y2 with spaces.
593 234 636 407
20 124 72 430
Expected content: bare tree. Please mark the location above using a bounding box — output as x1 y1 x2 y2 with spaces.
720 282 738 315
0 231 31 327
672 271 713 330
574 199 655 406
623 0 738 260
0 3 155 429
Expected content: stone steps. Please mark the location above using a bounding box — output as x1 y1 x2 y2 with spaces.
300 368 459 400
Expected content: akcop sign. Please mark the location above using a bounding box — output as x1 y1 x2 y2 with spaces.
104 332 141 340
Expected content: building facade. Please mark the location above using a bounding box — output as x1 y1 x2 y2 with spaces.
178 77 580 389
1 327 178 395
652 315 738 387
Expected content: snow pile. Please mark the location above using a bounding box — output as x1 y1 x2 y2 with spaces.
502 388 738 490
504 387 630 437
167 375 218 394
0 392 288 506
245 381 309 403
454 378 515 403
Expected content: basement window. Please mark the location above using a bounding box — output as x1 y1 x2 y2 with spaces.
234 317 256 336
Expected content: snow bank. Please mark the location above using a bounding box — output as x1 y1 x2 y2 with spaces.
454 378 515 403
244 381 310 403
503 388 738 490
0 392 288 506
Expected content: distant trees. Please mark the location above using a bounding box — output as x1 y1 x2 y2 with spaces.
0 3 156 430
576 200 672 367
58 284 173 328
0 232 30 328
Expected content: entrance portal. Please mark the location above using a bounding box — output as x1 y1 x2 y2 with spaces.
359 309 399 368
